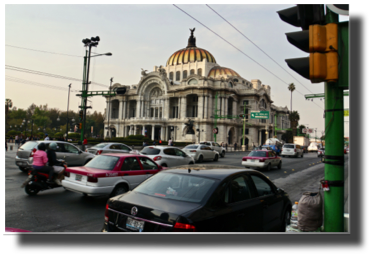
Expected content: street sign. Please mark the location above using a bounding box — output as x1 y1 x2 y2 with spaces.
251 111 269 119
213 127 218 134
308 128 313 133
302 128 307 133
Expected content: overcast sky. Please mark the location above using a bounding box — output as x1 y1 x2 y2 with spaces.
5 4 349 137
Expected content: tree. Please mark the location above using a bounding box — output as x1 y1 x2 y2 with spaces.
289 111 300 140
288 83 296 113
281 130 293 143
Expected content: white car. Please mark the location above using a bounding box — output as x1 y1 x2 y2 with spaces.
308 142 322 152
281 143 303 158
182 144 219 163
199 141 226 157
140 146 194 167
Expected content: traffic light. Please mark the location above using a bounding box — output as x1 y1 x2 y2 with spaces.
278 5 339 83
239 114 245 118
79 110 83 121
79 123 82 129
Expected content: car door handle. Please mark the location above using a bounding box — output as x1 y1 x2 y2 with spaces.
260 200 269 209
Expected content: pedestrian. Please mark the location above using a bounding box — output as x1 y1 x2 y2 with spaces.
225 143 228 152
234 142 237 151
153 140 156 146
83 137 88 146
168 138 172 146
143 141 147 147
15 135 19 146
6 140 8 152
44 134 50 141
10 136 13 143
252 142 256 150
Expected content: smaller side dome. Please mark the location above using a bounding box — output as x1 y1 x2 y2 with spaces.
207 66 240 78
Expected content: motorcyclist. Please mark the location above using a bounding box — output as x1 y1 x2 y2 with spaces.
47 142 66 185
32 143 55 184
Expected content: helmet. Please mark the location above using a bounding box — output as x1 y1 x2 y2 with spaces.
38 143 46 151
49 142 57 150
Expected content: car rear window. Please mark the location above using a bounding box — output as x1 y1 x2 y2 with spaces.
248 151 267 157
20 141 38 150
92 143 109 149
184 145 198 149
133 172 216 203
141 147 161 155
283 144 295 148
85 155 120 170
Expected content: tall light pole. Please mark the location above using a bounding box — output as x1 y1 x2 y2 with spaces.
5 99 13 134
80 36 112 146
65 83 71 141
107 77 113 140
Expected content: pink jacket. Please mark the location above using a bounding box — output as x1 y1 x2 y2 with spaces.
32 150 48 166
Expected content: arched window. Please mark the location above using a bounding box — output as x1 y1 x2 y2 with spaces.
260 99 267 109
233 79 238 83
183 70 188 79
169 72 174 80
197 68 202 76
176 71 180 81
190 69 195 75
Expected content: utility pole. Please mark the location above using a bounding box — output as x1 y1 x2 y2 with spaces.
66 83 71 141
242 102 246 151
107 77 113 139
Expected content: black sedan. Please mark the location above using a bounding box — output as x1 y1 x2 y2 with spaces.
102 165 292 232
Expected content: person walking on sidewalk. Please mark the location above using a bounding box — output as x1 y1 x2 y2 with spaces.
234 142 237 151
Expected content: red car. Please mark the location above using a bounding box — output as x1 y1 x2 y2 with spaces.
241 150 282 171
62 153 164 197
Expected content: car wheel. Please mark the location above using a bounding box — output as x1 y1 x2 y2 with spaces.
213 154 219 161
277 161 282 169
189 162 194 165
301 153 303 158
281 209 291 232
197 155 203 163
221 151 225 158
267 163 271 171
110 184 129 197
161 163 168 167
25 184 39 196
19 167 28 173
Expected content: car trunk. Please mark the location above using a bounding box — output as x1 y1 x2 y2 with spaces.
16 142 38 159
65 167 110 186
107 191 201 232
86 148 100 155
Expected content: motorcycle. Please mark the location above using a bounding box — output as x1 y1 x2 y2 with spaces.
22 162 67 196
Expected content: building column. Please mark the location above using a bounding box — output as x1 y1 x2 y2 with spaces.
136 99 141 118
133 126 137 135
152 125 155 140
232 100 237 117
204 95 208 119
142 125 145 136
161 126 166 141
198 95 204 119
119 100 123 121
180 96 187 119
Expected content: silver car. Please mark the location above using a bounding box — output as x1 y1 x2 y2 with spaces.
140 146 194 167
182 144 219 163
17 141 95 172
199 141 226 157
86 142 133 155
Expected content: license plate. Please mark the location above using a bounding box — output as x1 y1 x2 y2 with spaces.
75 175 82 181
126 217 144 232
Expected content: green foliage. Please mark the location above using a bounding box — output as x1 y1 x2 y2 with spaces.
68 133 81 139
126 135 146 140
54 132 64 138
281 130 293 143
7 130 19 136
289 111 300 122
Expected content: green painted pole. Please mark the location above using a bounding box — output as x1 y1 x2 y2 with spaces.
80 50 88 143
214 92 218 142
274 114 277 137
323 7 344 232
242 102 246 147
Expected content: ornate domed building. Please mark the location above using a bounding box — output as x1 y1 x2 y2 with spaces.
104 29 290 147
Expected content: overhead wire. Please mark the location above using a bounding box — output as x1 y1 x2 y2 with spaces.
173 4 323 110
5 44 82 58
5 75 81 92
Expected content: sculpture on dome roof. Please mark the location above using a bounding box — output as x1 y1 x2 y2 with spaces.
187 28 197 48
141 68 148 76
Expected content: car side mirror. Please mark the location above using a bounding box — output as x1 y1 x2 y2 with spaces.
158 165 163 170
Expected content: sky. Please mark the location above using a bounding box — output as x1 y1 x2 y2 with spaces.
4 4 349 137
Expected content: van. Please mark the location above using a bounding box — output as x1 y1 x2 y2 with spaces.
308 142 321 152
281 143 303 158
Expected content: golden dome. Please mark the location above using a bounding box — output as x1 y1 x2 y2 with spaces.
207 66 240 78
166 47 216 66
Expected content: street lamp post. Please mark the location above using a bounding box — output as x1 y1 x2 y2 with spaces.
80 36 112 147
107 77 113 140
66 83 71 141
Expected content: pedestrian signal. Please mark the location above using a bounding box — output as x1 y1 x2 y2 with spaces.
79 123 82 129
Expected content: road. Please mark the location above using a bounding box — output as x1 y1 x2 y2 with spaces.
5 149 348 232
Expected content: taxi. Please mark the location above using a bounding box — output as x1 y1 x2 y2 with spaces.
62 153 164 197
241 149 282 171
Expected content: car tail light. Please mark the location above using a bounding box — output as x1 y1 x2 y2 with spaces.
87 176 98 183
96 150 103 155
173 222 196 232
30 148 37 157
259 159 265 162
242 158 247 161
85 149 88 152
105 204 109 222
154 156 162 161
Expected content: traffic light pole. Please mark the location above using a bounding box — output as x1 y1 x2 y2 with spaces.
213 92 218 142
323 7 344 232
242 102 246 151
80 50 88 145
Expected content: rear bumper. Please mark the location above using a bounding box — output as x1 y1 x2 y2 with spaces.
62 180 113 196
282 152 297 156
241 161 267 168
15 156 29 168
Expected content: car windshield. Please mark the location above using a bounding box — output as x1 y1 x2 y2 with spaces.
133 172 216 203
85 155 120 170
92 143 109 149
283 144 294 148
184 145 198 149
141 147 161 155
20 141 38 150
248 151 267 157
